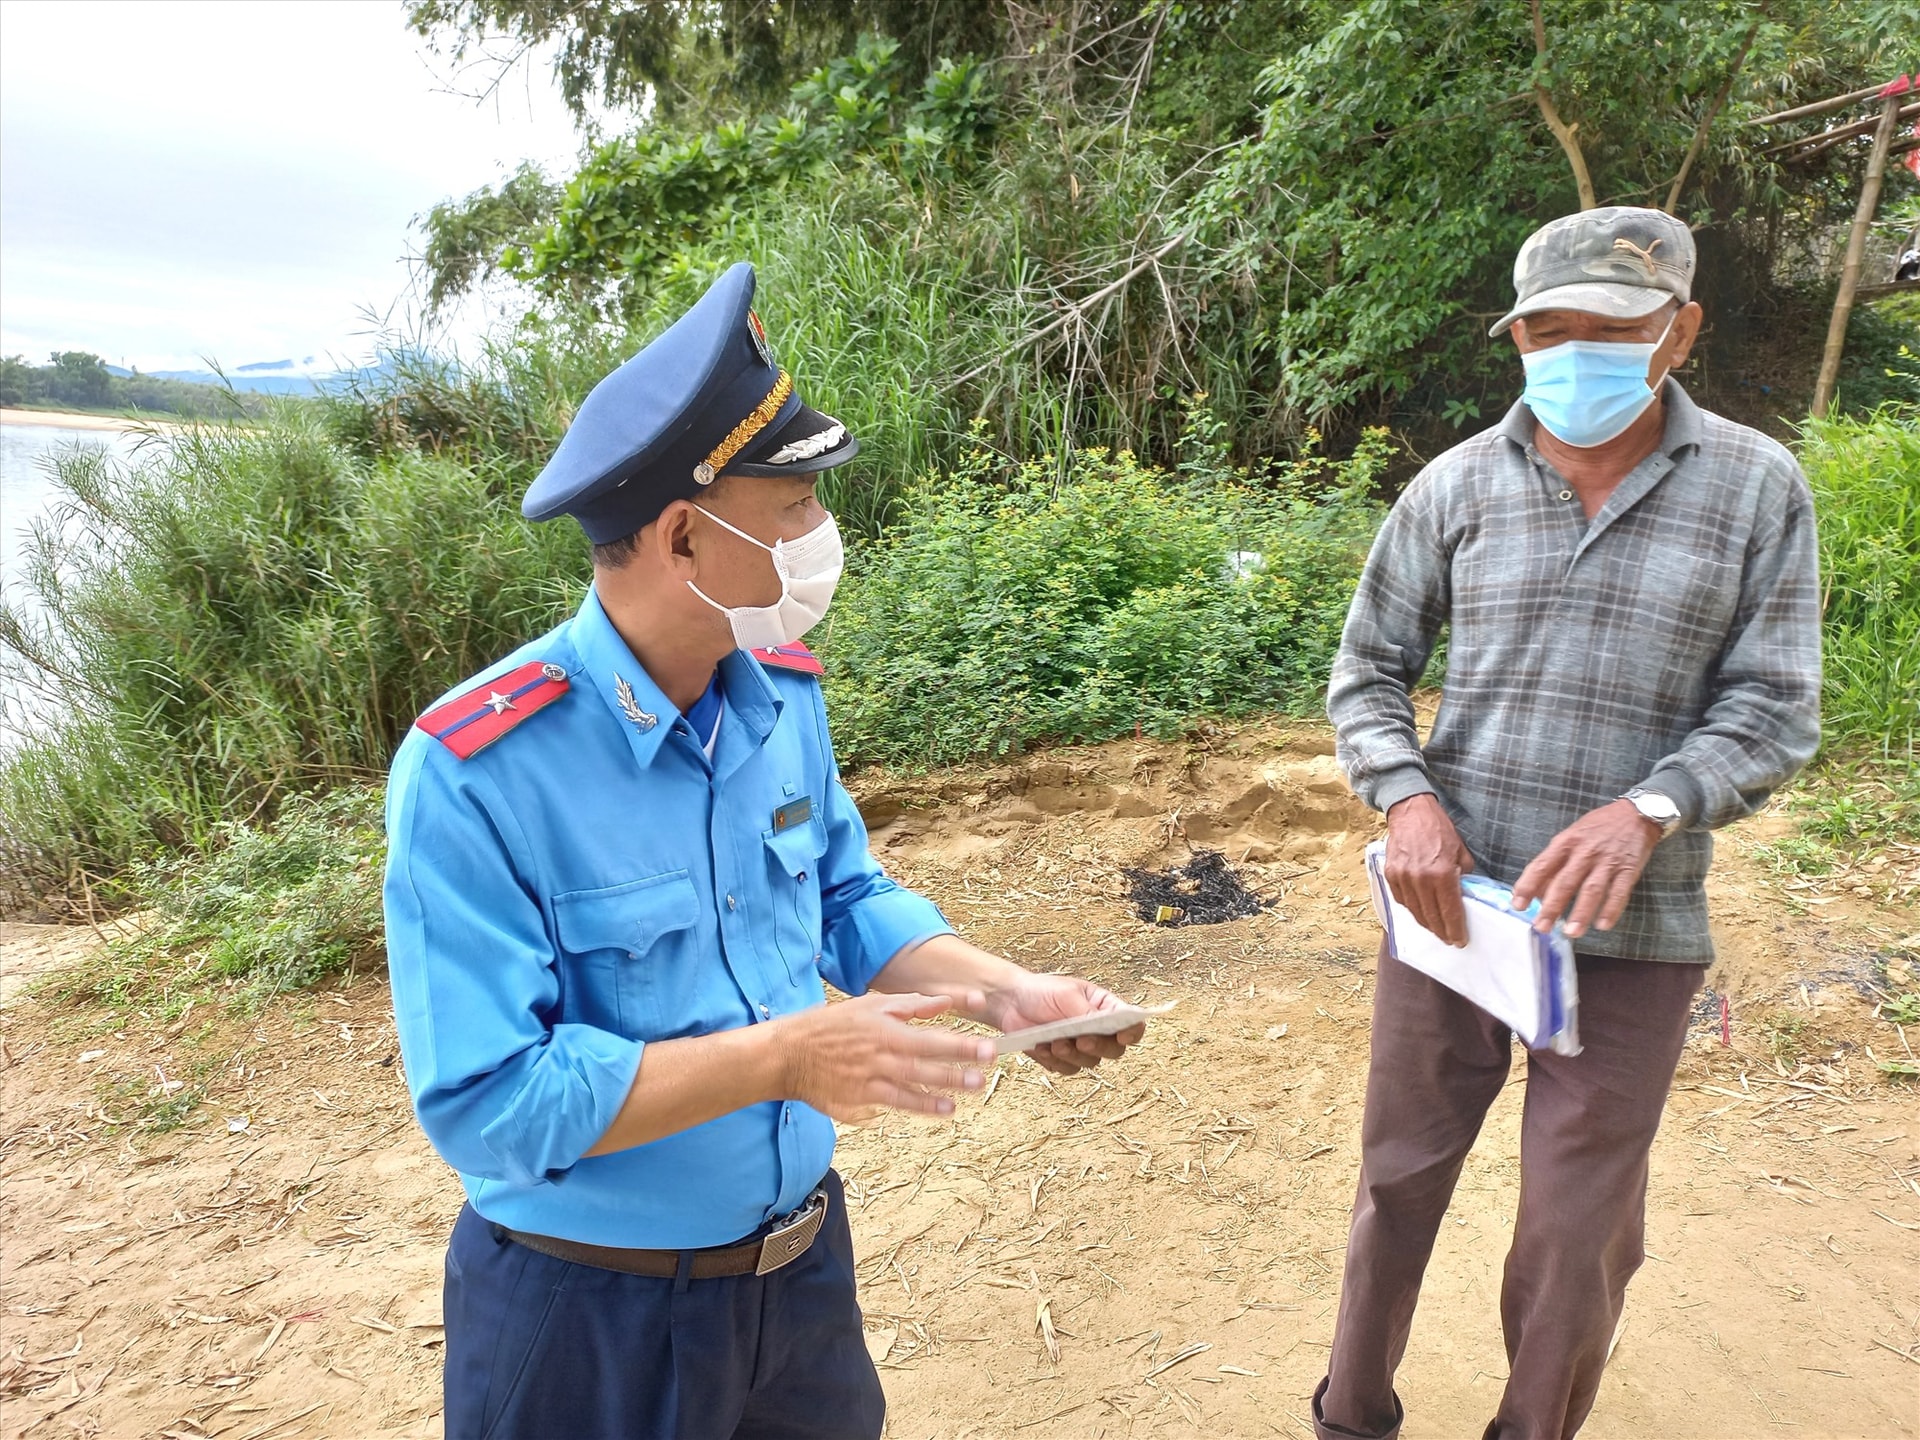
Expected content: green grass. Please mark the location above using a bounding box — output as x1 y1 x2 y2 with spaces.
1761 1009 1812 1065
51 788 386 1012
1796 406 1920 765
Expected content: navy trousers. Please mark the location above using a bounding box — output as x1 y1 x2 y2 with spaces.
443 1171 884 1440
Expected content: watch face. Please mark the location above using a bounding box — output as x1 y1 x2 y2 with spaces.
1627 790 1679 831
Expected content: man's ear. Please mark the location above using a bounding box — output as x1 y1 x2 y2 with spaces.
652 500 699 571
1667 301 1704 367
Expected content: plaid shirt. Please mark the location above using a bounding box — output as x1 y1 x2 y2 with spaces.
1328 382 1821 962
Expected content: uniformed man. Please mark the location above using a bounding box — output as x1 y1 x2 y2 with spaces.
383 263 1146 1439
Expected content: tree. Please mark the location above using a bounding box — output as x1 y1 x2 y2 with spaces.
47 351 113 410
0 355 47 408
1183 0 1912 421
405 0 1010 127
416 162 563 313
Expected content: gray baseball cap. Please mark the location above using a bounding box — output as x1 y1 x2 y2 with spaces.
1490 207 1696 337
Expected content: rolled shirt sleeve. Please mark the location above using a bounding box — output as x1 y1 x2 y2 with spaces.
384 737 642 1188
806 682 952 995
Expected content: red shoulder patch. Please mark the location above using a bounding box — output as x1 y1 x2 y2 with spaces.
750 643 824 677
416 661 571 760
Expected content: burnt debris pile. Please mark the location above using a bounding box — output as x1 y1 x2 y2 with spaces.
1124 849 1271 927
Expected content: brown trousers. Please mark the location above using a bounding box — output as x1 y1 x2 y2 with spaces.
1314 942 1706 1440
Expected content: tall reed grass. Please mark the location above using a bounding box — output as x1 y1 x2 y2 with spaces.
0 410 583 908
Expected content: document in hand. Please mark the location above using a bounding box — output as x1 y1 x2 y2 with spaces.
1364 840 1581 1056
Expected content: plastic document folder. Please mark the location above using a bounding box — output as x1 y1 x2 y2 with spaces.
1364 840 1581 1056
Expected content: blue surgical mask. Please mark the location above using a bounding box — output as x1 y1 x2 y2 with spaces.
1519 314 1676 448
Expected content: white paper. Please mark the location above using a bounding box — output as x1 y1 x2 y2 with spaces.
1364 841 1580 1055
993 1002 1174 1056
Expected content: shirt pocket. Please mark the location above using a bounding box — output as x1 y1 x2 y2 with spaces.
1629 549 1745 702
551 872 702 1040
762 817 829 987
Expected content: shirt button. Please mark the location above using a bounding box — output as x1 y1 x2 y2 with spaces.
1558 489 1574 501
726 894 737 911
796 870 807 882
760 1003 771 1019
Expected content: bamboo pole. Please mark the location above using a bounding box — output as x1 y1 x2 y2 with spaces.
1748 82 1889 127
1811 91 1906 419
1763 100 1920 160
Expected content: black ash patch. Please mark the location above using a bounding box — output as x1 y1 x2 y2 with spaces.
1124 849 1270 926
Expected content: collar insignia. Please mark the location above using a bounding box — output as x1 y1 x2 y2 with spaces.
613 673 658 731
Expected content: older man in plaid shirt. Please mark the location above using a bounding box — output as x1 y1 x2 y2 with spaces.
1314 208 1821 1440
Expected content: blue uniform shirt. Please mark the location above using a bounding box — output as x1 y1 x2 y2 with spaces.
383 586 953 1247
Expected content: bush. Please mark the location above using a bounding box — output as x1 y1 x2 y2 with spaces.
820 413 1393 768
0 411 583 909
59 788 386 1012
1796 406 1920 764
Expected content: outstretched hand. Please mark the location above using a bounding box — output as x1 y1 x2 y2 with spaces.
982 973 1145 1075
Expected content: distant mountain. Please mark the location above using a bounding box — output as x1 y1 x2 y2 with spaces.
146 369 323 395
138 357 395 396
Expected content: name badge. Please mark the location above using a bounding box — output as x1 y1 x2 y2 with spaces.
772 796 813 833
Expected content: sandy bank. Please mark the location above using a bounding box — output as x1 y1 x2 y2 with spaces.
0 407 189 433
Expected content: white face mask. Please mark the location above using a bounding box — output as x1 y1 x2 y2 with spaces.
686 505 844 650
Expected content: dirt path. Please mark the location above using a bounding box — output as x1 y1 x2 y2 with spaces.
4 722 1917 1438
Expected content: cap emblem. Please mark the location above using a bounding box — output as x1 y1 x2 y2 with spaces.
748 309 773 366
1611 236 1663 278
766 421 848 466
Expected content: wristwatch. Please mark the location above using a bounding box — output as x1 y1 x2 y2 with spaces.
1621 787 1682 839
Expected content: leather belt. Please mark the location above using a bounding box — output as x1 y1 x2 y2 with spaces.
500 1187 828 1279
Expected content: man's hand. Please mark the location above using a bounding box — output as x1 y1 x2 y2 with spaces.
1511 799 1660 939
981 972 1146 1076
1385 793 1476 947
873 934 1146 1077
775 992 995 1123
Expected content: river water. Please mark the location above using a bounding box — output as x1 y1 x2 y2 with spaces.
0 420 151 742
1 422 146 604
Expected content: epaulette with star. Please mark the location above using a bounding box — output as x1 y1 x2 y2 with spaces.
750 643 824 677
415 661 571 759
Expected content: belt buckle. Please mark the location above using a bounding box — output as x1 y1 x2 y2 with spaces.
755 1188 827 1276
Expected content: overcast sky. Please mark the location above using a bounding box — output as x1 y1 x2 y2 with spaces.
0 0 587 373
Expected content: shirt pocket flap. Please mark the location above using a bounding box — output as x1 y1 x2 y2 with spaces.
763 818 829 881
553 871 700 956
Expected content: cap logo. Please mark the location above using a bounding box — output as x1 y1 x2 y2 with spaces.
1611 236 1663 278
748 309 773 367
695 370 793 486
767 421 847 466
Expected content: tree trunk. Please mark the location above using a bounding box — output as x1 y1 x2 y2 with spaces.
1665 22 1759 214
1531 0 1596 209
1812 90 1905 419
